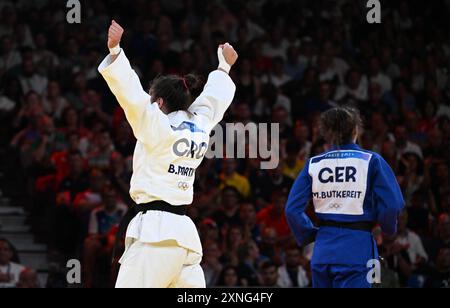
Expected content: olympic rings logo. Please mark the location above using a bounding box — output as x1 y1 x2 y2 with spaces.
178 182 190 191
328 203 341 209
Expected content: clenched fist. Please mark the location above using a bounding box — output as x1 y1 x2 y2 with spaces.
108 20 124 49
219 43 238 67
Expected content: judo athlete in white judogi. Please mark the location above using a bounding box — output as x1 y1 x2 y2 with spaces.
98 21 238 288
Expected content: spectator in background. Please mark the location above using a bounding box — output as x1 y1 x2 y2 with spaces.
198 218 220 246
16 268 39 288
381 140 399 173
316 54 338 84
370 112 393 153
335 68 368 103
258 227 281 263
260 261 280 287
261 28 288 60
113 121 135 158
33 32 59 76
73 169 107 214
380 46 401 81
42 81 68 122
257 189 291 241
237 240 262 287
18 57 48 95
57 152 89 200
398 152 424 204
305 81 336 114
83 185 126 288
252 165 293 207
368 57 392 95
108 151 132 203
220 225 244 267
364 82 387 117
272 104 292 141
261 56 292 88
379 233 413 287
201 241 223 288
0 35 21 71
430 162 450 211
427 214 450 262
282 141 304 181
0 239 25 288
87 130 114 171
291 123 312 161
284 46 306 80
394 210 428 270
277 245 310 288
239 202 261 244
394 125 423 160
58 107 90 141
216 265 242 287
11 90 43 132
212 186 242 230
235 58 261 104
424 246 450 288
219 159 251 199
404 111 427 147
50 133 82 182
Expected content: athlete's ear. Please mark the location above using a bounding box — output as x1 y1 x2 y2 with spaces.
155 97 164 109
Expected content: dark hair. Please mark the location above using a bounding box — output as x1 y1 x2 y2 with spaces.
319 106 363 146
101 182 116 196
260 260 277 271
0 238 20 263
150 74 202 113
399 152 424 176
222 185 241 198
237 240 257 262
217 265 240 287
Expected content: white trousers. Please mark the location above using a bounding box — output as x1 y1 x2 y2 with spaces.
115 239 206 288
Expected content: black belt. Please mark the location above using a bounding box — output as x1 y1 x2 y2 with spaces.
319 220 374 232
112 201 188 263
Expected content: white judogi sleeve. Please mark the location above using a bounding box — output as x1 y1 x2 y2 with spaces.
188 70 236 129
98 50 171 147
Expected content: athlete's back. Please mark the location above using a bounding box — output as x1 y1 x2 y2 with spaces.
99 20 238 288
286 107 404 288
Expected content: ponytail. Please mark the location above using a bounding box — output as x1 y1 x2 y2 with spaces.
319 106 363 146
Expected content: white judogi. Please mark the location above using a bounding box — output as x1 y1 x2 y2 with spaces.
98 50 236 288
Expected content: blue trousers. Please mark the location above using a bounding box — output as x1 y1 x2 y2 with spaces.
312 264 371 288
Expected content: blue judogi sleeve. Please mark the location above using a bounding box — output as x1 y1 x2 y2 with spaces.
371 155 405 235
285 160 319 246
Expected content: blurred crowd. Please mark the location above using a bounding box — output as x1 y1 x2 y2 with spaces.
0 0 449 288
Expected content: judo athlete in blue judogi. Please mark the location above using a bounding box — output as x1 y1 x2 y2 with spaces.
285 107 404 288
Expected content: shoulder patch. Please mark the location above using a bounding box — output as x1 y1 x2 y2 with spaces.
171 121 206 134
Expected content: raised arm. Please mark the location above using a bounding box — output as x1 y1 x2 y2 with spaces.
189 43 238 128
98 21 162 144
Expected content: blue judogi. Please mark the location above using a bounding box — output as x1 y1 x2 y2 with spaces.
285 143 404 288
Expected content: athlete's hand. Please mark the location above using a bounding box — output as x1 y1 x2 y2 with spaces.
217 43 238 73
108 20 124 49
218 43 238 67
